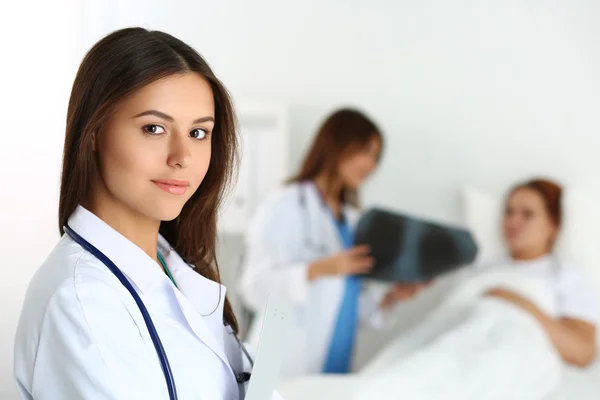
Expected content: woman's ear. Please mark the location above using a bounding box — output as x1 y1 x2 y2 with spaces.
549 223 560 248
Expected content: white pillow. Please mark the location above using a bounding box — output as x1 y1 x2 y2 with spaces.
461 187 506 265
462 185 600 321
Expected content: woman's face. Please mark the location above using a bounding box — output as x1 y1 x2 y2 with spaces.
94 72 215 222
502 188 558 258
337 136 381 190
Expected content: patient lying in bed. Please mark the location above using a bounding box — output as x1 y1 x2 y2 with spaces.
279 179 598 400
481 179 597 367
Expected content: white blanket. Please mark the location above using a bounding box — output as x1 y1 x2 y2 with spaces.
279 266 563 400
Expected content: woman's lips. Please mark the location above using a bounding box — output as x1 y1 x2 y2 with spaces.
152 179 190 195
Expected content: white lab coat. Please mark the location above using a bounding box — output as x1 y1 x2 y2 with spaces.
14 206 280 400
238 181 386 378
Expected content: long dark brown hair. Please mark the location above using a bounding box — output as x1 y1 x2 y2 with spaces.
59 27 239 331
288 108 383 205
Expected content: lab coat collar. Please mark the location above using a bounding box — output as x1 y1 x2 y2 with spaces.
67 206 232 370
155 238 231 374
303 181 360 224
302 181 359 248
67 206 228 301
157 236 227 337
67 205 167 294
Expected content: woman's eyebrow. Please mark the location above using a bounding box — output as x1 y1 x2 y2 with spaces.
133 110 215 124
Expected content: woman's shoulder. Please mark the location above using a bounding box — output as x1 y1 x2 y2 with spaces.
40 235 121 286
15 237 148 381
266 181 304 204
553 255 597 283
253 183 304 217
246 182 306 238
19 236 127 329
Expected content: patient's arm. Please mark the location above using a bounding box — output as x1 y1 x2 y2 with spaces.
486 288 597 367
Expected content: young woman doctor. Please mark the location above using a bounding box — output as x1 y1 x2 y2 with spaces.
239 109 428 377
14 28 281 400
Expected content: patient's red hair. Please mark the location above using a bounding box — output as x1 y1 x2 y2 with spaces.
510 179 563 227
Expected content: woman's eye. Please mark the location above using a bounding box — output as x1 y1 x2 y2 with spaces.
143 124 166 135
190 128 208 140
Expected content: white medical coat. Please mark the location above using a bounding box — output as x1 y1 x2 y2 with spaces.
14 206 278 399
238 181 386 378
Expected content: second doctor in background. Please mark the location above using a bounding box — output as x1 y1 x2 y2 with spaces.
239 108 428 377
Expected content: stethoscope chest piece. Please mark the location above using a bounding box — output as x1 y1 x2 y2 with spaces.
235 372 251 384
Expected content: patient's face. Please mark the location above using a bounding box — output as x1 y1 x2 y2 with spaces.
338 136 381 189
503 188 558 258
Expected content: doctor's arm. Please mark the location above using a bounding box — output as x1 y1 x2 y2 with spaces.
238 236 311 313
307 245 374 280
379 281 432 309
239 217 373 313
26 283 166 399
356 281 430 329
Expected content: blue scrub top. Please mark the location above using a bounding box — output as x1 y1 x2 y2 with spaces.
322 213 361 373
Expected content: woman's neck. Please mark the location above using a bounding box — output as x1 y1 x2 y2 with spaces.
314 174 343 217
511 248 551 262
84 192 161 262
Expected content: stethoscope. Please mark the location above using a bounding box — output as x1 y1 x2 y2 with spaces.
298 182 333 256
64 224 253 400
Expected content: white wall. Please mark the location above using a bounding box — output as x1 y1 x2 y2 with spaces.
2 0 599 397
192 0 600 224
80 0 600 223
0 1 82 398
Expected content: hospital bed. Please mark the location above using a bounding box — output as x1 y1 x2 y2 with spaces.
277 287 600 400
546 362 600 400
277 363 600 400
278 298 600 399
276 266 600 400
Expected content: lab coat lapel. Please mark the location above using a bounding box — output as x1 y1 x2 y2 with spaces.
67 206 166 293
157 239 230 370
301 183 350 371
344 206 361 232
304 182 344 253
68 206 234 379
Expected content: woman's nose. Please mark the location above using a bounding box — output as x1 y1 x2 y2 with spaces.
167 134 192 168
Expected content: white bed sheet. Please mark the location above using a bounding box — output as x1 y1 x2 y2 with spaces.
277 361 600 400
545 361 600 400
